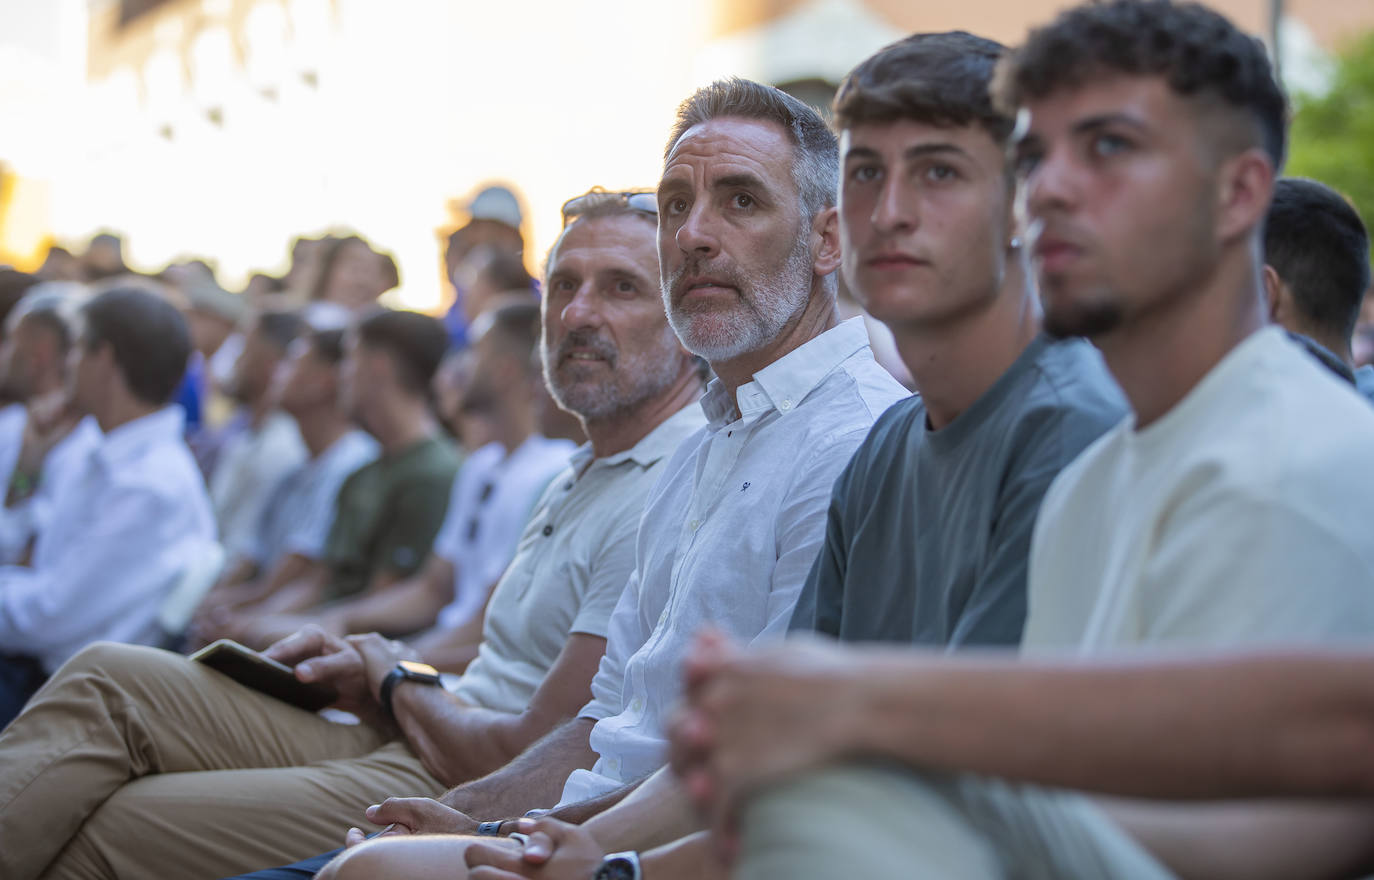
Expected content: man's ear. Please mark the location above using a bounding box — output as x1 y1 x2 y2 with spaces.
811 207 842 278
1216 148 1275 245
1261 263 1285 323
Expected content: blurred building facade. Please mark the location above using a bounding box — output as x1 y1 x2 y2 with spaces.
1 0 1369 310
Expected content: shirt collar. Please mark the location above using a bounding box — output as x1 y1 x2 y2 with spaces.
700 316 872 428
95 406 186 470
572 403 706 474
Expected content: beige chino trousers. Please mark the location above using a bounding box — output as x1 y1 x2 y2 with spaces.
0 642 444 880
738 763 1176 880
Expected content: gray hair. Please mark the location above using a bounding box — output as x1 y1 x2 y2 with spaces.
542 189 659 281
664 77 839 223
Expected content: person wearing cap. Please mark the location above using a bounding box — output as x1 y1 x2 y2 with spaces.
444 184 528 349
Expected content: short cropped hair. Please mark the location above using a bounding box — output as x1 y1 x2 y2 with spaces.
81 286 191 406
480 301 541 373
835 32 1011 143
355 308 449 396
992 0 1288 167
665 78 839 220
256 309 307 351
1265 177 1371 346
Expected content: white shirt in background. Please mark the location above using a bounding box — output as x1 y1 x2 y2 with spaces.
432 434 577 632
560 318 907 805
250 429 379 571
1025 326 1374 654
0 414 101 563
0 407 216 672
453 405 705 714
210 411 307 561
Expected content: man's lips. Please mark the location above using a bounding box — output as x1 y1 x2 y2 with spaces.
865 252 927 270
1033 237 1084 273
560 348 611 365
681 277 738 298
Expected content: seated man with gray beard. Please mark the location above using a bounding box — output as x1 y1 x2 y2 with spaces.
0 189 707 880
259 77 907 880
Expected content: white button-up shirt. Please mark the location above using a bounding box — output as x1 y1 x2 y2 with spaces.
453 405 705 714
433 434 578 632
0 411 101 564
560 317 906 804
0 407 216 672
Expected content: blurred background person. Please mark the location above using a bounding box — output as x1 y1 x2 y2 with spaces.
0 287 99 564
310 234 400 311
214 308 461 649
209 308 308 566
190 325 378 648
0 285 214 727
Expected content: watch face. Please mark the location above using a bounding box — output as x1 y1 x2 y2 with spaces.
398 660 441 682
594 857 636 880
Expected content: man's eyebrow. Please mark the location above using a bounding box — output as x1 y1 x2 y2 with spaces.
713 172 768 191
903 142 972 161
1072 112 1149 135
843 145 882 162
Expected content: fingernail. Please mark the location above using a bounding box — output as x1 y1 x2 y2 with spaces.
516 817 535 831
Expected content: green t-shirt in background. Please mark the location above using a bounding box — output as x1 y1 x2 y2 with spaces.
322 434 462 602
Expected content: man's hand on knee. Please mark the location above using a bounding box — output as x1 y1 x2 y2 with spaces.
347 796 480 847
466 817 604 879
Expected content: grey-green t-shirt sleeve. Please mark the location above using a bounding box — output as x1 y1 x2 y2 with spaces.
789 465 853 637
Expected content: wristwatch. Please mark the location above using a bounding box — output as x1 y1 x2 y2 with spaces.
378 660 441 719
592 851 642 880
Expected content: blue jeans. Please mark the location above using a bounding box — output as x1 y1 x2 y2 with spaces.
223 848 342 879
0 652 47 730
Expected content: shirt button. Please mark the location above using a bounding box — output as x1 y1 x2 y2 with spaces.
631 698 643 712
542 525 554 537
780 399 792 410
689 519 699 531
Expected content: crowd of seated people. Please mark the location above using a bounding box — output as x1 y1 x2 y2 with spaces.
3 1 1374 878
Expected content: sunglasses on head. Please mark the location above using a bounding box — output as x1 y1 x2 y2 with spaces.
560 189 658 227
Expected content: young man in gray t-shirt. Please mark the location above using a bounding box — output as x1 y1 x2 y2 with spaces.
788 32 1125 649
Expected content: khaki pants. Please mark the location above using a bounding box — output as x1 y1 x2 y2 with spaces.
0 642 444 880
738 763 1176 880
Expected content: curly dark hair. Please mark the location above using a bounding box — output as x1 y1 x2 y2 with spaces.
834 32 1012 144
992 0 1287 167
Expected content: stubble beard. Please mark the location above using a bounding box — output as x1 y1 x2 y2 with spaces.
662 233 814 363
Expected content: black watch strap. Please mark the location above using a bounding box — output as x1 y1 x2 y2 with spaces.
378 662 441 719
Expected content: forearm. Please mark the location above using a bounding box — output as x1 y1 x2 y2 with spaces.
441 718 599 819
411 617 485 674
583 767 700 853
638 832 721 880
845 649 1374 799
331 577 446 637
1099 797 1374 880
393 687 534 787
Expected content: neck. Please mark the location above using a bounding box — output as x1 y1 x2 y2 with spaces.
583 365 704 459
248 394 275 429
28 372 65 400
890 261 1041 430
368 395 436 456
98 395 160 434
1097 249 1266 430
293 405 352 458
491 399 537 456
711 282 839 411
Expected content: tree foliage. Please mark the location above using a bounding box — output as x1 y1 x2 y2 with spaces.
1287 31 1374 234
